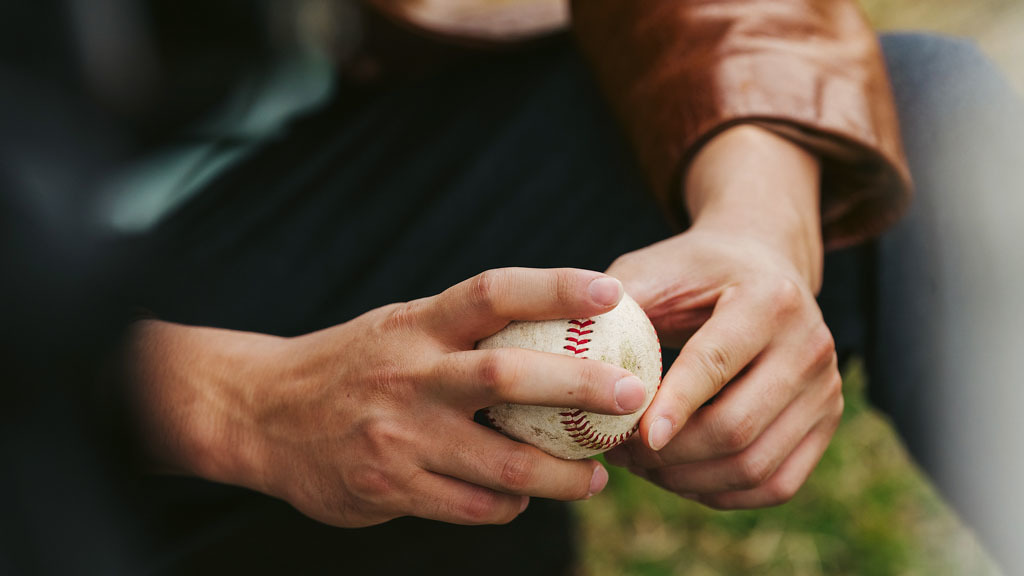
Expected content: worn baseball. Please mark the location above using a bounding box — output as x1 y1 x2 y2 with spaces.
476 292 661 459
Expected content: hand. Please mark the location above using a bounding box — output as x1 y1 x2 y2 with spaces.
604 126 844 509
128 268 649 527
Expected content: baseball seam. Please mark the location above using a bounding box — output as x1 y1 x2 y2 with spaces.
558 318 638 451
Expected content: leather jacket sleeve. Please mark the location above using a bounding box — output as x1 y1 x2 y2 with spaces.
572 0 913 249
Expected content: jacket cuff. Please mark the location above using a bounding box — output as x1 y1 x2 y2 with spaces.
635 48 912 250
572 0 913 249
753 120 912 250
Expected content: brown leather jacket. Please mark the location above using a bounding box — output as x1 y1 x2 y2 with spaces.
366 0 912 249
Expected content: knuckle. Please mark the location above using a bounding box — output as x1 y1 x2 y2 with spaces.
477 349 518 398
826 380 845 425
568 466 595 500
824 371 844 401
456 487 501 524
348 467 394 501
807 325 838 370
664 385 699 424
497 445 537 492
574 361 606 406
554 270 576 306
693 344 733 389
834 386 846 418
764 477 801 506
767 277 804 318
711 408 758 453
733 451 774 488
362 419 407 458
469 270 506 315
490 506 519 526
332 496 380 528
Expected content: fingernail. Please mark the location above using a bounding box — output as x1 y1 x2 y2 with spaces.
519 496 530 513
614 376 645 412
603 447 632 467
588 465 609 497
648 417 673 451
588 277 622 307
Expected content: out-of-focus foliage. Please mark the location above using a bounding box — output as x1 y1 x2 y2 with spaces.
575 362 1003 575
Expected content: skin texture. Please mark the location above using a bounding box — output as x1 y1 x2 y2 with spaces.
128 268 649 527
128 124 839 523
605 125 844 510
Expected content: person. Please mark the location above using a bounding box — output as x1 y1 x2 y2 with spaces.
2 0 1022 574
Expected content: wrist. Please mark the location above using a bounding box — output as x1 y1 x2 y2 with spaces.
127 320 284 493
685 125 824 291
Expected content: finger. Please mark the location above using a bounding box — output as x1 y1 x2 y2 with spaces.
689 417 841 510
646 377 838 494
406 470 530 525
627 342 839 467
639 286 775 451
425 420 608 501
433 348 647 414
426 268 623 346
603 445 632 467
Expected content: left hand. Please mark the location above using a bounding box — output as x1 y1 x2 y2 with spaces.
604 125 845 509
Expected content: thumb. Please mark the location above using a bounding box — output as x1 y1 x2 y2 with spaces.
605 257 659 309
605 255 705 349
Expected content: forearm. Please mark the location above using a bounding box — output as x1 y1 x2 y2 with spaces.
685 125 824 292
573 0 910 248
125 320 281 493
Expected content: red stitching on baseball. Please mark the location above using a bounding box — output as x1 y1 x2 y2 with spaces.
656 331 663 390
564 319 593 356
490 315 661 454
555 318 639 451
558 406 638 450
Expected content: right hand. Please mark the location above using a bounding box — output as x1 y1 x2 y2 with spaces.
129 268 648 527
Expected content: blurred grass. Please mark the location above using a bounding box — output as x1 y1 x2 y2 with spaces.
573 361 1003 575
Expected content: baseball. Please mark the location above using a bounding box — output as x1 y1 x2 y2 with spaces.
476 292 661 459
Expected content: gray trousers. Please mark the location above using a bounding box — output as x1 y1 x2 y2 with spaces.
871 34 1024 573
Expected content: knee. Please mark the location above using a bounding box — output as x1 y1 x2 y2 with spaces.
881 33 1010 112
879 32 1023 180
